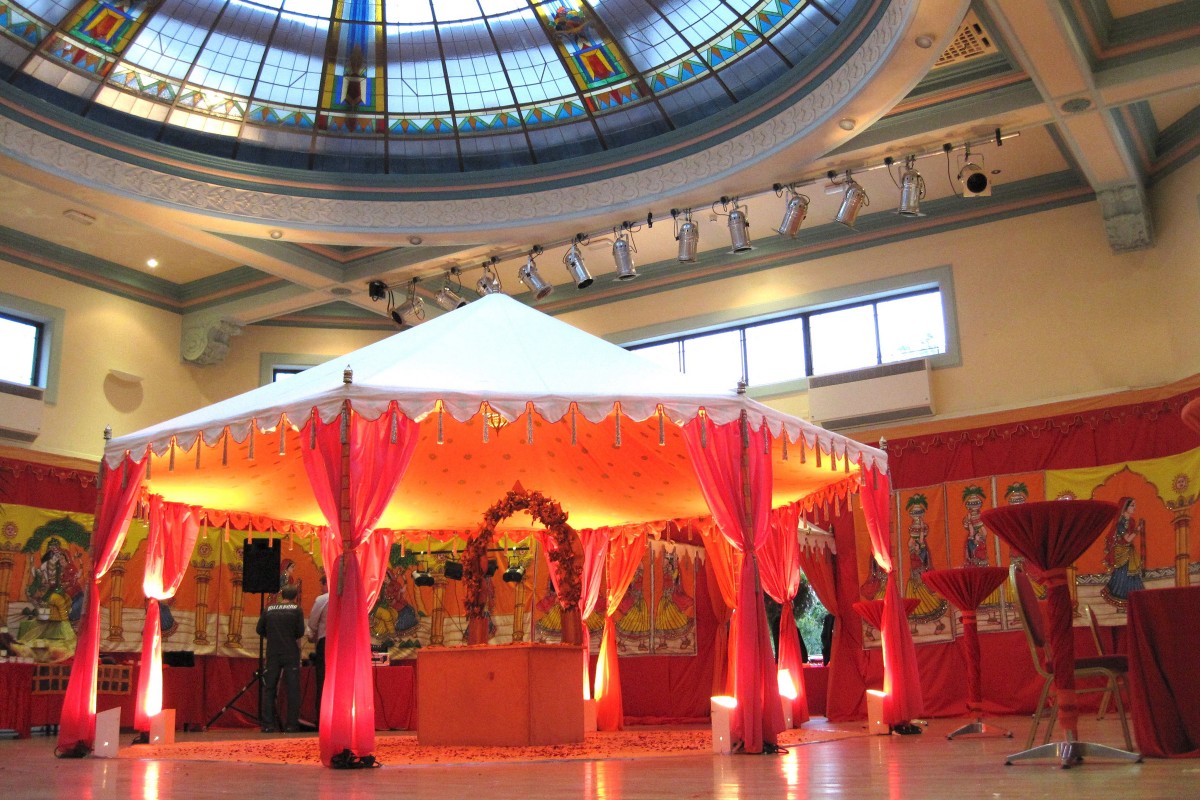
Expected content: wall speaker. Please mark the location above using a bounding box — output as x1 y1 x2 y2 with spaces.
243 538 281 593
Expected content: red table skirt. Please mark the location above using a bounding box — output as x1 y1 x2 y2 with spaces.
0 662 35 737
1127 586 1200 757
23 657 416 732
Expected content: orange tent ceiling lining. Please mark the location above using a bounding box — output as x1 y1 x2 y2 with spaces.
137 409 863 536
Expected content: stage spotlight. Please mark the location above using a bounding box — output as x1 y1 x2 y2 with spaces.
958 162 990 197
476 259 502 295
612 226 637 280
486 559 499 578
715 196 752 253
443 561 463 580
563 241 593 289
672 208 699 262
502 564 526 583
774 184 810 238
391 297 425 328
412 570 434 587
897 157 925 217
834 174 869 228
434 286 467 310
518 249 553 299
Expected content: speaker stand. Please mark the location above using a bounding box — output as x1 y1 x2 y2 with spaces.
206 593 267 730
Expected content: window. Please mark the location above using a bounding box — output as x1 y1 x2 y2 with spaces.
625 278 952 390
272 366 308 382
259 352 328 386
0 312 43 386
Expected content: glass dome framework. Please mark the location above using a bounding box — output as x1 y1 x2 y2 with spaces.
0 0 860 172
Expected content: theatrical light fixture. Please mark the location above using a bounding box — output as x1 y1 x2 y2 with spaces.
443 561 463 580
897 156 926 217
412 570 434 587
716 196 752 253
476 258 503 295
833 171 869 228
563 238 594 289
486 559 499 578
672 208 699 262
368 280 389 302
612 223 637 280
774 184 810 238
434 267 468 311
502 564 526 583
390 278 426 328
958 161 990 197
518 246 553 299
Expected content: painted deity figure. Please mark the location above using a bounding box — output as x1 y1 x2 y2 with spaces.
371 566 419 640
962 485 1002 617
654 550 694 647
615 562 651 651
1101 497 1146 608
903 495 947 632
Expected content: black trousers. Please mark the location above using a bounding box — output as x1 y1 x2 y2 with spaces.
313 637 326 723
262 656 300 730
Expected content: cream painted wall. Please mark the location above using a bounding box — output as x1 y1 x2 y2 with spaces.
4 158 1198 464
564 157 1200 426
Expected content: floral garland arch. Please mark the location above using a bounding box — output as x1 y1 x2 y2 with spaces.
464 488 581 624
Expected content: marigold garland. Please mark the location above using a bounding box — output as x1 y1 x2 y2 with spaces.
464 489 581 620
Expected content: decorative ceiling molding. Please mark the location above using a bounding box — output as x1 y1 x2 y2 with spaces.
0 0 917 237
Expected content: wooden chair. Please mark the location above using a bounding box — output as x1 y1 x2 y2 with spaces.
1009 564 1133 750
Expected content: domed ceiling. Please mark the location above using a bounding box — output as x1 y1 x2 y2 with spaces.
1 0 865 173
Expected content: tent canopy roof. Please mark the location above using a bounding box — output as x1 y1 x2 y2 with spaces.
109 295 885 532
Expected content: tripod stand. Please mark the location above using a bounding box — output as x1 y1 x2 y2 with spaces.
206 593 267 729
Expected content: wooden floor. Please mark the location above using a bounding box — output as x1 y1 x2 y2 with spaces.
1 716 1191 799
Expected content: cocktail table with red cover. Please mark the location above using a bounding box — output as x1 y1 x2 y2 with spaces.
923 566 1011 739
982 499 1140 767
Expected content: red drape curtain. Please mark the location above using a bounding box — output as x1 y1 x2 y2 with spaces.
135 496 201 730
57 457 147 754
859 467 923 725
594 529 647 730
701 523 740 697
760 504 809 725
796 536 837 615
536 527 607 699
683 415 784 753
301 408 418 767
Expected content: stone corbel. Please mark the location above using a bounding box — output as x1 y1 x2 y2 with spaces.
1098 183 1154 254
181 316 243 365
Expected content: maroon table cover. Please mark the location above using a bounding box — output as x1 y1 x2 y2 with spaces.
1127 586 1200 757
981 500 1118 738
923 567 1008 715
0 662 34 738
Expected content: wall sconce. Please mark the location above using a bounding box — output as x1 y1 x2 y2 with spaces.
672 208 699 262
563 237 593 289
773 183 810 238
518 246 553 299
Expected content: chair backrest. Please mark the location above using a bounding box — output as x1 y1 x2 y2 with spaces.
1009 562 1051 677
1085 604 1106 656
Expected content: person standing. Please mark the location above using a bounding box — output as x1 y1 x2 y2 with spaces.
306 575 329 726
257 583 305 733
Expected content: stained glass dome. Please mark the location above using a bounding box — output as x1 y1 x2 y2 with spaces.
0 0 865 173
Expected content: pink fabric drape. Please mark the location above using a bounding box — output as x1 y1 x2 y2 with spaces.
135 496 201 731
536 527 607 699
302 408 418 767
700 523 740 697
796 539 836 615
595 530 647 731
760 504 809 726
859 466 923 725
57 457 147 755
683 415 784 753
